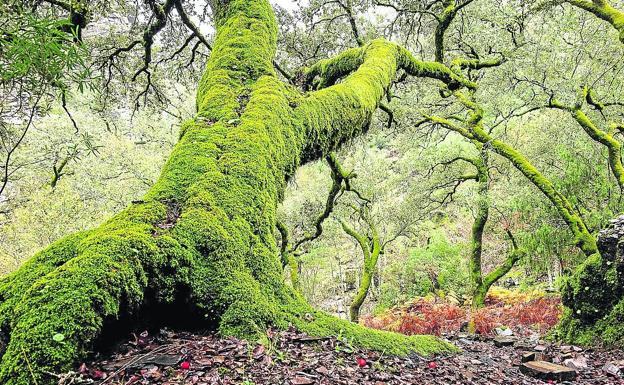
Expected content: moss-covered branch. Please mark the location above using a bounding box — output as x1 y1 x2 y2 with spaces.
281 152 352 289
549 90 624 190
425 91 596 256
291 153 349 253
296 39 475 162
566 0 624 43
422 18 597 256
450 55 506 70
456 90 598 256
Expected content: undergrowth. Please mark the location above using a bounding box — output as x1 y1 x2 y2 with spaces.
362 288 562 337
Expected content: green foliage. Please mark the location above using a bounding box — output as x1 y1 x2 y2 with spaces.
0 4 91 92
378 228 469 310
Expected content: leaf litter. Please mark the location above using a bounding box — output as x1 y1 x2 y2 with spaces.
61 327 624 385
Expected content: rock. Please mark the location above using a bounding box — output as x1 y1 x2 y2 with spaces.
603 362 622 377
612 360 624 369
133 354 182 367
315 366 329 375
521 351 548 363
563 355 588 370
534 344 547 352
514 341 532 350
521 352 535 363
520 361 577 381
291 375 315 385
493 336 516 347
494 327 513 336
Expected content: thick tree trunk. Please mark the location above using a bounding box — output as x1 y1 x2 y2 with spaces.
0 1 466 383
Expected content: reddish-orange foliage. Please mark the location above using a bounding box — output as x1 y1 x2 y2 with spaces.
362 298 466 335
472 297 562 336
362 293 562 337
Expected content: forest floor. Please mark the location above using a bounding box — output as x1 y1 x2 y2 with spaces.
66 326 624 385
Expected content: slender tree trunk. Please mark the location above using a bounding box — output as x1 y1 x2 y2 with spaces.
341 217 382 323
466 148 522 308
469 151 490 308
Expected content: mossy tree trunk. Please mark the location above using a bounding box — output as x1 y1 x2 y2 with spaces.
339 207 382 323
468 150 490 308
456 148 521 308
472 230 524 308
0 0 469 383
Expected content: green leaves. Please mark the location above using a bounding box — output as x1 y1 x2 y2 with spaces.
0 7 92 93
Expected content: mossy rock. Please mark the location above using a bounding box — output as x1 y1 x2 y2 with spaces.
557 215 624 346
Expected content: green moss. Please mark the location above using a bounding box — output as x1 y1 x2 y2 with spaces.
294 311 457 356
560 253 621 321
556 299 624 347
556 232 624 347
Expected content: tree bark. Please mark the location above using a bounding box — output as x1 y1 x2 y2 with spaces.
0 0 466 383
